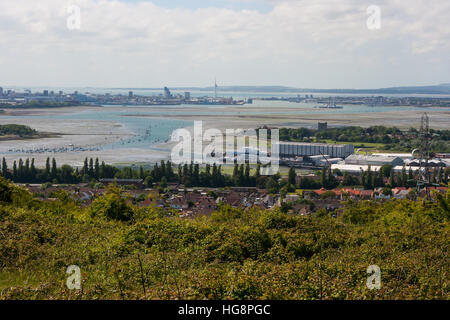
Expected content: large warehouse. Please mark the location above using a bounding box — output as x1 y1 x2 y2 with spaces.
277 142 354 158
344 154 404 166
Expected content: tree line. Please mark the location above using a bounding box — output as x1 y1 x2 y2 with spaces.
0 157 117 184
1 157 448 192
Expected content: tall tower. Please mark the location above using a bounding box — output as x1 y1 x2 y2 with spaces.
417 113 432 192
214 78 218 99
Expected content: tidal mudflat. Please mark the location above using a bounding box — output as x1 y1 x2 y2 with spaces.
1 103 449 167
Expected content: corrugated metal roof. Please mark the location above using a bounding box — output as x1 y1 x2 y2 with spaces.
372 153 413 159
277 141 351 147
331 164 381 172
345 154 402 162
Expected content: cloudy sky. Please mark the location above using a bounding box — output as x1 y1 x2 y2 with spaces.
0 0 449 88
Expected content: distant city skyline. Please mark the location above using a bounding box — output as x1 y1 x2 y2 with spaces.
0 0 449 88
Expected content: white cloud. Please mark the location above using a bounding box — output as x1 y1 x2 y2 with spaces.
0 0 449 88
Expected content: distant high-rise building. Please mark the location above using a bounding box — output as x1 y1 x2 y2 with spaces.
0 87 3 96
129 91 133 98
43 90 49 96
184 92 191 100
163 87 172 99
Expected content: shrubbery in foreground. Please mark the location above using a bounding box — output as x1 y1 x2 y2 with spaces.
0 176 448 299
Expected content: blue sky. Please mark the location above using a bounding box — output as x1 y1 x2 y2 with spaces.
122 0 273 12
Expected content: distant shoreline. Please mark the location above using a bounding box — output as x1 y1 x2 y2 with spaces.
0 132 61 141
90 84 450 95
0 104 99 110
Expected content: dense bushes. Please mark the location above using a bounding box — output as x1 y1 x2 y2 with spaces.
0 176 13 203
89 185 134 221
0 182 449 299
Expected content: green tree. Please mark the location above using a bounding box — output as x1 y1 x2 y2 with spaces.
233 163 239 179
193 164 200 186
89 185 134 221
88 158 94 177
24 158 30 179
12 161 17 180
288 167 296 186
160 176 168 188
2 157 8 178
320 167 327 188
144 176 153 188
82 157 88 176
326 167 338 189
244 164 251 186
254 164 261 180
381 164 393 178
266 177 279 194
401 165 407 187
51 158 57 180
95 158 100 179
44 157 51 180
389 168 396 187
408 166 414 182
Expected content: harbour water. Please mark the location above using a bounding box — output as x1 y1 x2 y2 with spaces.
1 92 450 162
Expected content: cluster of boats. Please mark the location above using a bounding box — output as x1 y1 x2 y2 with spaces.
5 124 173 155
314 98 344 109
314 104 344 109
7 145 101 154
113 124 169 147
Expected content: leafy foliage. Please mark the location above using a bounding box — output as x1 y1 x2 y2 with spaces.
0 180 449 300
89 185 134 221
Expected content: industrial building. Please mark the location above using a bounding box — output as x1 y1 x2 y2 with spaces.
331 164 424 174
277 142 354 158
332 159 449 175
331 164 381 174
371 153 413 160
344 154 404 166
404 159 448 167
308 155 343 166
